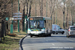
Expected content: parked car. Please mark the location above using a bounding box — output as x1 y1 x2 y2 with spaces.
66 26 75 37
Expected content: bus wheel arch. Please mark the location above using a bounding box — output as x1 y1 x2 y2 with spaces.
30 35 33 37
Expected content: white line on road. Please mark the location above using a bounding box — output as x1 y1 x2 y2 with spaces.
50 47 74 49
67 39 74 41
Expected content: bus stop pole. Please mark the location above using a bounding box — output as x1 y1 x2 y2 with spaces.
25 15 27 33
10 0 13 33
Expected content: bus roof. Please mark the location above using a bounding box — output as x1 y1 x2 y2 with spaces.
28 16 51 20
43 17 51 20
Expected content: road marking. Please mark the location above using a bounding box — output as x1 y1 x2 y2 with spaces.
69 40 74 41
67 39 74 41
52 43 55 46
50 47 74 49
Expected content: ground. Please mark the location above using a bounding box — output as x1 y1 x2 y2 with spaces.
0 31 26 50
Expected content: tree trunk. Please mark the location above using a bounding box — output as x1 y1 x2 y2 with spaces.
26 0 28 16
40 0 43 16
28 0 32 17
22 5 25 31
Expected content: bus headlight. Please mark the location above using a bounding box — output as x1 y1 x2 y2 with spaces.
28 29 31 32
41 29 45 31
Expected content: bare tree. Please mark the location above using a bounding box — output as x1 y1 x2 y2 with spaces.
0 0 12 40
22 0 25 31
26 0 29 16
39 0 43 16
28 0 32 17
49 0 55 27
71 0 75 25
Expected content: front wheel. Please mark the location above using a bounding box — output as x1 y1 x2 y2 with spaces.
53 32 55 34
56 33 58 34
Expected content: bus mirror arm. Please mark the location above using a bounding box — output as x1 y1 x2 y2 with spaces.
44 20 46 23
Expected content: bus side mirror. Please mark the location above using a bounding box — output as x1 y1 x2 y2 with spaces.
44 20 46 23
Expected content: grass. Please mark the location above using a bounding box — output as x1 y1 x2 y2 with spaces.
0 31 27 50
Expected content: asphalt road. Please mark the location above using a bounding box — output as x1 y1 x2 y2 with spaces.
22 33 75 50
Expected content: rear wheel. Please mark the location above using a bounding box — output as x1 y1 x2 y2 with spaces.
30 35 33 37
49 34 51 36
52 31 55 34
62 33 64 34
56 33 58 34
62 31 64 34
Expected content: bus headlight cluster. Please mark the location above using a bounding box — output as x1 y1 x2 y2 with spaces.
41 29 45 31
28 29 31 32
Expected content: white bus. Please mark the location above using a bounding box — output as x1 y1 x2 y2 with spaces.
27 17 51 37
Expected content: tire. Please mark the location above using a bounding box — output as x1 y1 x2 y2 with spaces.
52 31 55 34
53 32 55 34
49 34 51 36
56 33 58 34
62 33 64 34
62 31 64 34
30 35 33 37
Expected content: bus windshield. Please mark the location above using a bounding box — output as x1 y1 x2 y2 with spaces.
29 20 44 29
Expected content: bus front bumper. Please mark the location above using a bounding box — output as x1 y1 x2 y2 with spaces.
28 31 45 35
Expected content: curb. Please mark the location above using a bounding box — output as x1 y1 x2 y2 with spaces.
19 34 28 50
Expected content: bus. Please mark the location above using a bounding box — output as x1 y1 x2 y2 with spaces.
27 17 51 37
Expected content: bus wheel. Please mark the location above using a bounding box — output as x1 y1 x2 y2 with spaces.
30 35 33 37
62 33 64 34
56 33 58 34
49 34 51 36
53 33 55 34
62 31 64 34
